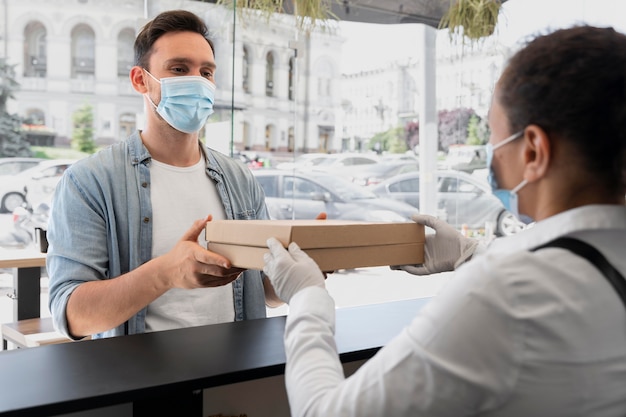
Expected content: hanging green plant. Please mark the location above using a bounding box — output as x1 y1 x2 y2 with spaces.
438 0 503 41
216 0 338 30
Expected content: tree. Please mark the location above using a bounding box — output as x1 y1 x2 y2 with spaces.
466 114 490 145
71 103 97 154
0 58 31 157
438 107 476 151
368 126 407 154
405 107 481 153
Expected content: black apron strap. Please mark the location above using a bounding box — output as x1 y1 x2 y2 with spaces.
531 237 626 309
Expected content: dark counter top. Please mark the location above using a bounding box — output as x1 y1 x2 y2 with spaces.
0 297 431 416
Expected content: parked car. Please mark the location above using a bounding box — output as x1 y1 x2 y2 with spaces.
379 153 419 163
0 159 76 213
0 157 44 176
311 153 380 172
274 153 332 171
252 169 418 222
371 170 526 236
347 161 419 187
439 145 487 173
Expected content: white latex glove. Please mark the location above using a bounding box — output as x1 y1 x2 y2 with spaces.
263 237 325 303
393 214 479 275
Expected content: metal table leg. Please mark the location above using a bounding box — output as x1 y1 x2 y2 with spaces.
12 266 41 321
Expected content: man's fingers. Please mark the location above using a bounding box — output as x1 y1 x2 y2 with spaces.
200 244 232 269
182 215 212 242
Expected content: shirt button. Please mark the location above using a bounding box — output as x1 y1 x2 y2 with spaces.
143 217 150 223
141 182 148 188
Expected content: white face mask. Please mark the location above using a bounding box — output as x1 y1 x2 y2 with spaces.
143 69 216 133
486 130 533 224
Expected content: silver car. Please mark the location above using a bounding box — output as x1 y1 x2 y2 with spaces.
371 170 525 236
252 169 418 222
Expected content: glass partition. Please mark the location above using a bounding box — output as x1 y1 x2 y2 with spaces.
0 0 625 316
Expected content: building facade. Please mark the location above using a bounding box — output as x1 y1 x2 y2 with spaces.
338 32 510 153
0 0 509 155
0 0 344 154
340 59 419 152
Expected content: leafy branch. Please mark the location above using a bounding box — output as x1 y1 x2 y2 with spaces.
439 0 503 42
216 0 338 31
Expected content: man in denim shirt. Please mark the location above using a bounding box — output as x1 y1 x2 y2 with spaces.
47 10 280 340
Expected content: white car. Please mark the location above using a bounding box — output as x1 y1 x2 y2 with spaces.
439 145 487 173
274 153 333 171
311 153 380 170
0 159 76 212
0 157 44 176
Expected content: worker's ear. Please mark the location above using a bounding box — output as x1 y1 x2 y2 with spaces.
129 66 148 94
522 124 551 182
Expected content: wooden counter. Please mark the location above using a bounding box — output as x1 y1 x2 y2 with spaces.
0 248 46 269
0 297 431 417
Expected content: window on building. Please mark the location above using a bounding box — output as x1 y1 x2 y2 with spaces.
265 52 274 97
288 126 294 152
242 121 252 150
265 124 276 150
242 46 250 93
23 21 47 77
117 28 135 77
24 108 45 125
119 113 136 140
288 57 295 101
315 59 332 98
71 24 95 78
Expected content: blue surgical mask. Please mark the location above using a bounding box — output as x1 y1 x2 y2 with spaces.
144 69 216 134
486 130 533 224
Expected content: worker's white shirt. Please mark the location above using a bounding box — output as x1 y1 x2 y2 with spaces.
284 204 626 417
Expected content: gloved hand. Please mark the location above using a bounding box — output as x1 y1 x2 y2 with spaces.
393 214 479 275
263 237 326 303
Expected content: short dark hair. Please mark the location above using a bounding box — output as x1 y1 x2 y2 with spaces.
134 9 215 69
498 25 626 194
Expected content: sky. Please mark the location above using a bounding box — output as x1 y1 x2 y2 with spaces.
338 0 626 74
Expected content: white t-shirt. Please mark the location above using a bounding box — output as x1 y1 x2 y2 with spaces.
283 205 626 416
145 156 234 332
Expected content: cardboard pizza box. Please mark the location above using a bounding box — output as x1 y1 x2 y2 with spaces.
205 219 424 271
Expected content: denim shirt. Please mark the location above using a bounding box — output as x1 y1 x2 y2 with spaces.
47 131 270 339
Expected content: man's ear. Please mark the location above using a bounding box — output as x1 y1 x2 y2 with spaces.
522 124 551 182
129 66 148 94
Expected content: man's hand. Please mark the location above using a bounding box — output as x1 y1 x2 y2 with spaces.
392 214 479 275
263 237 325 303
158 215 245 290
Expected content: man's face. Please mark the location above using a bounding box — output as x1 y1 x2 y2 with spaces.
145 30 217 103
